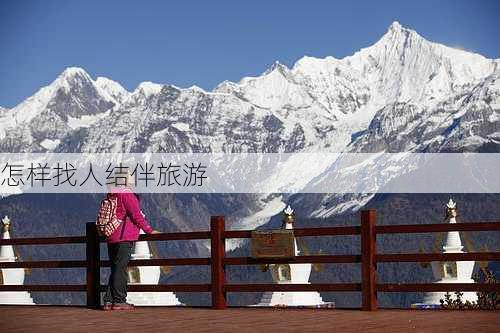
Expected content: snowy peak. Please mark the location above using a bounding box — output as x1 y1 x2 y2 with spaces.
58 66 90 79
4 67 94 125
46 67 116 117
0 67 120 151
388 20 403 31
53 68 130 106
384 20 416 39
375 21 427 57
95 77 130 104
341 22 497 105
291 55 370 115
134 81 163 97
234 62 317 112
54 67 94 91
213 80 237 94
262 61 291 76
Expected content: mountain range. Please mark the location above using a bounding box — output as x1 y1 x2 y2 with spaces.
2 21 498 156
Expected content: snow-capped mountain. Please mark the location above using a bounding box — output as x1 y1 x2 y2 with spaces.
0 68 122 151
1 22 499 221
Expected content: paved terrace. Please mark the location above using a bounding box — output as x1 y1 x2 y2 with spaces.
1 306 499 332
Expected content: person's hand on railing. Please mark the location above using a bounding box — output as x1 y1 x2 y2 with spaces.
151 230 161 234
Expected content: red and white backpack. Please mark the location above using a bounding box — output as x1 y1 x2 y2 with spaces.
96 194 121 237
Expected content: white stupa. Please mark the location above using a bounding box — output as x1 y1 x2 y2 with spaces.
0 216 35 304
255 206 326 307
419 199 477 306
126 230 182 306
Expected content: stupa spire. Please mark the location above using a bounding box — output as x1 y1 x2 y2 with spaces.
1 216 15 261
255 205 328 307
443 198 463 252
0 216 35 304
126 229 181 306
413 199 477 308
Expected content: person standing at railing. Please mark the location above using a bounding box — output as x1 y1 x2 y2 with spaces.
100 174 160 311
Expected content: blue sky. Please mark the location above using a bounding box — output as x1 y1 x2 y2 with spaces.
1 0 499 108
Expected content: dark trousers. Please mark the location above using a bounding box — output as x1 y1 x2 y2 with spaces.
103 241 133 304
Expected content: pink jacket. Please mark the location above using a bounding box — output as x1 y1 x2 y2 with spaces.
106 187 154 243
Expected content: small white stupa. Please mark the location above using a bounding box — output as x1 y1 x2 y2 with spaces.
0 216 35 304
256 206 326 307
126 230 181 306
420 199 477 306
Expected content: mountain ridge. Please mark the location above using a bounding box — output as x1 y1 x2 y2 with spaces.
1 21 499 220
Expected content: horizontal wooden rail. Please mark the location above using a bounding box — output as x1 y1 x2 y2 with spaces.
115 284 211 292
0 284 86 292
224 226 360 239
95 231 212 243
378 283 500 292
376 222 500 234
0 236 86 246
4 283 498 293
101 258 211 267
225 283 361 292
0 260 87 269
377 252 500 262
135 231 211 242
224 255 360 265
0 258 211 269
0 284 212 293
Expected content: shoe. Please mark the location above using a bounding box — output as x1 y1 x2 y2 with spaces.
112 302 135 310
101 302 113 311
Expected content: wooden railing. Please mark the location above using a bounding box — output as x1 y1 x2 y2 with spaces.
0 210 499 310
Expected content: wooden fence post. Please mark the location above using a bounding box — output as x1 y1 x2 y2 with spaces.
211 216 226 309
361 209 377 311
86 222 101 309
